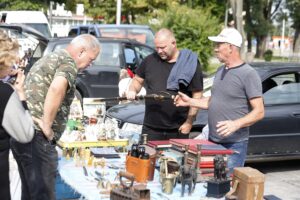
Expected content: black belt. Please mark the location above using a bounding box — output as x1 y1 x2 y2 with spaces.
35 129 56 145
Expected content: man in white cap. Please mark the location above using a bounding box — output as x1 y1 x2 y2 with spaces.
174 27 264 175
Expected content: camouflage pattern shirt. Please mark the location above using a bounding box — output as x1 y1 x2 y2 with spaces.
25 49 78 140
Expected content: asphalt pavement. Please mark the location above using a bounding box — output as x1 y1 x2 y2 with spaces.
247 160 300 200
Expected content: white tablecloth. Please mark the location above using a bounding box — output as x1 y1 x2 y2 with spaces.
58 155 224 200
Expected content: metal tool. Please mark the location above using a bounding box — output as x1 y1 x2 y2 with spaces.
92 93 175 102
82 166 96 182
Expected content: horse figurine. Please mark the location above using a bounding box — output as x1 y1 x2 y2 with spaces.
178 164 197 197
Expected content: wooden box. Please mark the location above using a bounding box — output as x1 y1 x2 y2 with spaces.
227 167 265 200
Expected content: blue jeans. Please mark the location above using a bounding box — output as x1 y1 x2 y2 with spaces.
11 130 58 200
222 140 248 176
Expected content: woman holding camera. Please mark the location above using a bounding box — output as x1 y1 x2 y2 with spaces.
0 30 34 200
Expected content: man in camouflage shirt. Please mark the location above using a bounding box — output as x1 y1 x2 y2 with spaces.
10 34 100 200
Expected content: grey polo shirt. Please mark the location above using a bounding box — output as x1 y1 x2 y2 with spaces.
208 63 262 143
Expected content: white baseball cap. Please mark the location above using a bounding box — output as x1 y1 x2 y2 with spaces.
208 28 242 48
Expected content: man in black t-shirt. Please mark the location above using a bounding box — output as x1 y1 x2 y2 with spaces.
126 28 203 140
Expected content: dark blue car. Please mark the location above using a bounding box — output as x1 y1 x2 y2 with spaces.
105 62 300 162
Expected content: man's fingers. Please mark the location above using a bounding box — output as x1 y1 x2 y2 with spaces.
217 126 227 133
32 116 41 124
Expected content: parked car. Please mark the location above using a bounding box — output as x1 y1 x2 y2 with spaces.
105 62 300 162
0 24 155 106
68 24 155 48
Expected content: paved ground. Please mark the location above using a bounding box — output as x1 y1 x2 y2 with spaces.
247 160 300 200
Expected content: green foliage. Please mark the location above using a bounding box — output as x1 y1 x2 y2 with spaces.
286 0 300 52
263 49 273 61
244 0 282 57
0 0 43 10
137 3 220 71
0 0 66 11
286 0 300 27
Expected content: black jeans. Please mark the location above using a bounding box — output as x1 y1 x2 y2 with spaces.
11 130 58 200
142 125 189 141
10 138 34 200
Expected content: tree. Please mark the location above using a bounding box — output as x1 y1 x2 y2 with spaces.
244 0 283 58
286 0 300 54
0 0 66 11
136 3 220 71
85 0 168 24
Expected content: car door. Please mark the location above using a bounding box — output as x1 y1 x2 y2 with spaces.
123 43 155 73
77 41 122 98
0 24 49 73
248 71 300 158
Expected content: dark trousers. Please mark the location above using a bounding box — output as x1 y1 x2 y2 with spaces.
10 139 34 200
0 147 10 200
142 125 189 141
11 130 58 200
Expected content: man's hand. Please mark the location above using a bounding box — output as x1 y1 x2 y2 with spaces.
32 117 54 141
179 121 192 134
174 92 191 107
126 90 137 100
216 120 240 137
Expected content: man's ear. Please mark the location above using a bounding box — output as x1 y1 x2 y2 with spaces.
78 47 86 58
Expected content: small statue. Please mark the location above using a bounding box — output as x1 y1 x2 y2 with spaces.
179 145 197 197
214 155 227 181
179 164 197 197
206 154 230 198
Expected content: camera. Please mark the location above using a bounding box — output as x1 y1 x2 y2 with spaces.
7 74 18 84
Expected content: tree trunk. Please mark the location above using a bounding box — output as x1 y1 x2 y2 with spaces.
247 34 252 52
255 36 267 58
230 0 245 57
293 28 300 53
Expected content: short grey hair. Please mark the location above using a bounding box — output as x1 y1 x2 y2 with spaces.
70 34 100 50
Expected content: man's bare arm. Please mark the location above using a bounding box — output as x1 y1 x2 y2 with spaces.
42 76 68 140
179 90 203 134
174 91 211 109
126 75 144 100
185 90 202 123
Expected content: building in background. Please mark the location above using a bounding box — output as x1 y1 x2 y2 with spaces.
48 3 93 37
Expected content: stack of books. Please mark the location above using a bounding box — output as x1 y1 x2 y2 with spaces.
146 140 172 150
169 139 233 177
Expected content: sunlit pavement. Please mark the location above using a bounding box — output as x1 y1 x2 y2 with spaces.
247 160 300 200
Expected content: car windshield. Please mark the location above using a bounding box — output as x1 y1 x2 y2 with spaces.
23 23 52 38
98 27 155 47
53 42 121 67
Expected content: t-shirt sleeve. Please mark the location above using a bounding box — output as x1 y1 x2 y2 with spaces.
136 56 148 79
244 69 263 99
54 60 77 89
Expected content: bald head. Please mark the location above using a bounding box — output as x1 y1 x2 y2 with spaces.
155 28 176 43
66 34 101 70
154 28 178 62
70 34 100 50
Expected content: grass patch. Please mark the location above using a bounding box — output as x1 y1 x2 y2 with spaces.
271 56 290 62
